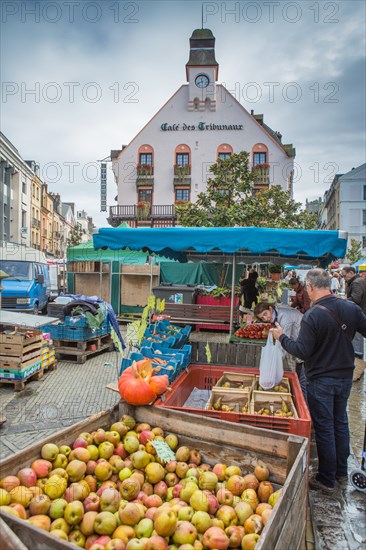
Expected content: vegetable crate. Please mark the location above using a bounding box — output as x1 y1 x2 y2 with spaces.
0 404 309 550
154 364 311 439
206 388 250 414
214 371 255 392
0 326 43 360
146 342 192 369
0 326 43 347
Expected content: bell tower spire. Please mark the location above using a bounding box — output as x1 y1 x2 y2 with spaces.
186 28 219 112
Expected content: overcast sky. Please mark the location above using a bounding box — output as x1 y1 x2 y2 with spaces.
1 0 365 228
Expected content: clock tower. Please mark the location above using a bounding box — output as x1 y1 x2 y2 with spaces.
186 28 219 112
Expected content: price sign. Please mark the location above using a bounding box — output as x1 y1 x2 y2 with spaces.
151 440 176 463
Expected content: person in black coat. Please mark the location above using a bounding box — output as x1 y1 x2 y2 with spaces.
271 268 366 494
239 270 259 309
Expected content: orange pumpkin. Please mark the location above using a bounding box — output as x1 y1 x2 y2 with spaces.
118 360 156 405
149 374 169 396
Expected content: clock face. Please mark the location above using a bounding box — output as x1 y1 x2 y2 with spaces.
195 74 209 88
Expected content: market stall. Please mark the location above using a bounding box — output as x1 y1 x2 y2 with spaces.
93 226 348 332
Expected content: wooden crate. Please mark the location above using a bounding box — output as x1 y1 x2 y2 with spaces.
205 388 250 413
251 391 298 419
214 371 255 391
254 375 291 395
0 404 308 550
0 326 43 348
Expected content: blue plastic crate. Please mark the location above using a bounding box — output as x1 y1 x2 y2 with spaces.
119 357 133 376
148 342 191 369
41 324 65 339
64 315 89 327
97 320 110 336
140 346 184 373
62 326 98 341
141 334 176 348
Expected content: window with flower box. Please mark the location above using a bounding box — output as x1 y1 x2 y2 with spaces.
138 189 152 203
175 189 190 202
253 152 267 166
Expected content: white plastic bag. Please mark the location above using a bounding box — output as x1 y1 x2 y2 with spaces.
259 332 284 390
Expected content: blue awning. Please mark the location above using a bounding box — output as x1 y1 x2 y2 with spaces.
93 227 348 265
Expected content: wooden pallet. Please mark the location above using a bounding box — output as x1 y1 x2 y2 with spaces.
0 368 44 391
55 335 114 364
53 333 110 351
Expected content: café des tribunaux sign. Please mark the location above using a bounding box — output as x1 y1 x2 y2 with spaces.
160 122 244 131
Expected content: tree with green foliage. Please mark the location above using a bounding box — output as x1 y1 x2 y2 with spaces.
176 151 318 229
347 238 363 263
67 224 83 247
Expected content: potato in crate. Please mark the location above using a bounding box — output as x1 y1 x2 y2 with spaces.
251 391 298 418
205 388 250 414
214 372 255 392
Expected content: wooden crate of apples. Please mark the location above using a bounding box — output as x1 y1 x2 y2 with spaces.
0 414 282 550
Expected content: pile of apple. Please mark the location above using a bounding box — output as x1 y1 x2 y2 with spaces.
0 415 282 550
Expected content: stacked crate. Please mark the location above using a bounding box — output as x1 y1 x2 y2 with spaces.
40 333 57 371
0 326 43 390
41 316 113 364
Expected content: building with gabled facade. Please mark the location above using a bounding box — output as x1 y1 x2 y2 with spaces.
109 28 295 228
322 163 366 254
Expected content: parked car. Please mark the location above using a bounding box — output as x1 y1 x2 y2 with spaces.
0 243 50 314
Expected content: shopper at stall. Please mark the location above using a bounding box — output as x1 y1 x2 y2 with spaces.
253 302 307 399
330 272 340 294
288 277 311 313
239 270 259 314
270 268 366 494
341 266 366 358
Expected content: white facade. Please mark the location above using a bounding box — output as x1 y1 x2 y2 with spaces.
0 132 33 246
76 210 93 242
111 29 295 223
338 164 366 253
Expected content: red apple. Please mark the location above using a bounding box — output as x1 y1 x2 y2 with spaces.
31 459 52 478
73 437 88 449
17 468 37 488
84 493 100 512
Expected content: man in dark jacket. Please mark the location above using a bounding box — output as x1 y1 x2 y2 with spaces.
341 266 366 357
271 268 366 494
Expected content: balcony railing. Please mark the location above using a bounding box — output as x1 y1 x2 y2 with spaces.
174 164 191 177
174 164 191 186
137 164 154 176
32 217 40 228
108 205 176 227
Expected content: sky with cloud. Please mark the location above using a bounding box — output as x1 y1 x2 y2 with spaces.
1 0 365 228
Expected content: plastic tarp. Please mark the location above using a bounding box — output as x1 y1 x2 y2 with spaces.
160 262 240 286
93 227 348 266
67 240 173 264
352 258 366 271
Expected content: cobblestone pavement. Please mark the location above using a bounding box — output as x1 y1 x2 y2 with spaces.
0 350 122 460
